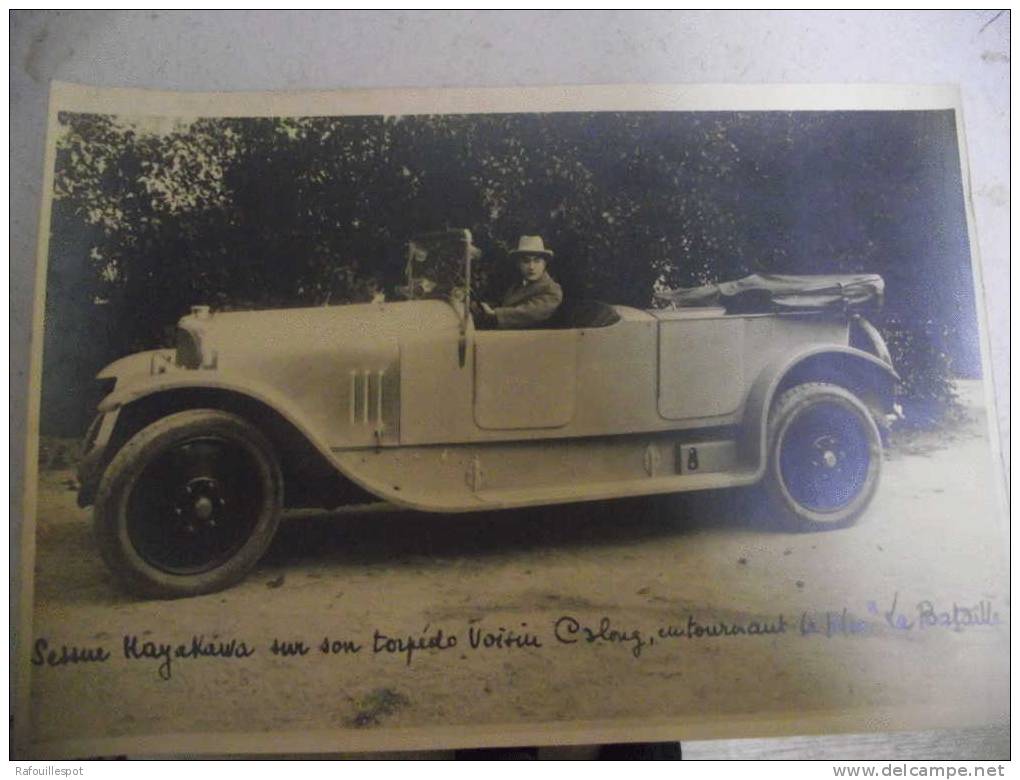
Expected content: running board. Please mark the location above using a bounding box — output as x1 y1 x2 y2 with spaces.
476 469 760 510
331 434 761 513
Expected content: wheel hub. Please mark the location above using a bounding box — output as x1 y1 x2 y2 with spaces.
194 495 214 520
174 476 226 529
779 402 873 513
811 435 843 470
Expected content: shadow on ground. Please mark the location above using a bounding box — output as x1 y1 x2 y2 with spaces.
34 480 790 608
262 486 790 571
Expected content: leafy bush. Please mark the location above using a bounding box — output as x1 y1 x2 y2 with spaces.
880 313 963 428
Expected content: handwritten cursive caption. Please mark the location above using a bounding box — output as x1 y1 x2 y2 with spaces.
30 594 1002 680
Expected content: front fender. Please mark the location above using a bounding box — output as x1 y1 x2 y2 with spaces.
90 369 415 509
740 345 900 472
98 370 338 468
97 349 176 382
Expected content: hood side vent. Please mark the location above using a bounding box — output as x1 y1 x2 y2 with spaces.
349 368 387 434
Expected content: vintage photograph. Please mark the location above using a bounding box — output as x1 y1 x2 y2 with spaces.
20 84 1008 756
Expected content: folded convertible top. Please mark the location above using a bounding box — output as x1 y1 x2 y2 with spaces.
654 273 884 313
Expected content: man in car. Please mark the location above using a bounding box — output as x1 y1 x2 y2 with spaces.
475 235 563 329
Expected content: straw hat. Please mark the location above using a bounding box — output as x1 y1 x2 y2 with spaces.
508 235 554 259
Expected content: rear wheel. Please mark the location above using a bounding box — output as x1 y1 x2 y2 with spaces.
94 409 283 598
765 383 882 530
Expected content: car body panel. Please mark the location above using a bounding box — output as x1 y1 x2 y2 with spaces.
171 300 463 448
474 329 578 430
658 314 745 419
398 306 657 444
331 433 753 513
328 342 897 514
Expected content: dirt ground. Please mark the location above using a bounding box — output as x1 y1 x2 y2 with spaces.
22 380 1009 755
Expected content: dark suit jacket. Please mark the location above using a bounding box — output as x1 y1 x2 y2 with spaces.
493 272 563 329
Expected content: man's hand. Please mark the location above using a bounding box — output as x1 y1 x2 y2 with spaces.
471 300 498 330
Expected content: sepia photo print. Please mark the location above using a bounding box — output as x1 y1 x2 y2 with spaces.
17 83 1008 757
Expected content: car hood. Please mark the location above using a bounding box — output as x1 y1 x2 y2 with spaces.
176 299 461 368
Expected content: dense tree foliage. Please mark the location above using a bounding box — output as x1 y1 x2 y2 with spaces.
43 110 978 434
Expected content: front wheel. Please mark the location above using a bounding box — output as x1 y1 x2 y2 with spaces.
94 409 283 598
764 383 882 531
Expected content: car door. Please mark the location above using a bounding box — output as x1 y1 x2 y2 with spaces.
655 309 746 420
473 329 578 430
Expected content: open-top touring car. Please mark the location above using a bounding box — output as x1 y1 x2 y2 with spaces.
77 229 899 598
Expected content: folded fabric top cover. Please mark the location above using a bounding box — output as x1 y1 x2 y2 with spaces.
654 273 884 312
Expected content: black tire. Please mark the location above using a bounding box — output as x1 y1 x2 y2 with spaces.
764 382 882 531
94 409 283 598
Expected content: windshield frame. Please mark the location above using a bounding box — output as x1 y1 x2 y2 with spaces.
404 229 477 365
404 228 476 308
